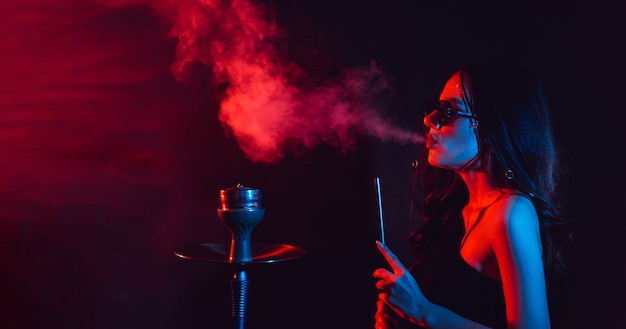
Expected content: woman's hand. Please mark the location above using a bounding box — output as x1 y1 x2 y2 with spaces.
375 296 403 329
373 241 430 327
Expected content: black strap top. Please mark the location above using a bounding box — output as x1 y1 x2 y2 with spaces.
420 249 506 329
403 212 507 329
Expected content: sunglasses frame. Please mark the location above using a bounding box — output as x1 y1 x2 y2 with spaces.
425 100 477 127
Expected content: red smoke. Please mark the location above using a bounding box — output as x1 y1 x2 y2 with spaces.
0 0 422 204
97 0 422 163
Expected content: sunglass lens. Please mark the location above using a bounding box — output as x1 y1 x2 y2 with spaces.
435 101 452 126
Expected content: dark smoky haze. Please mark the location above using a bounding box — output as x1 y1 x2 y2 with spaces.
1 2 203 326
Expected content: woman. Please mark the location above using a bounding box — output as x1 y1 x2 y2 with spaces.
373 61 570 329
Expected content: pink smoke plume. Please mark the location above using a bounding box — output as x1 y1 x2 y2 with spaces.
99 0 423 163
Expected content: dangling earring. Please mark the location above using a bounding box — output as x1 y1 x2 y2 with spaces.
471 119 478 128
505 169 514 180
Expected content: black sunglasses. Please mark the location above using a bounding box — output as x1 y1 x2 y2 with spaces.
424 100 477 127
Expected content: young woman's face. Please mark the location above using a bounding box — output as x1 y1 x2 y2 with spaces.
424 72 479 171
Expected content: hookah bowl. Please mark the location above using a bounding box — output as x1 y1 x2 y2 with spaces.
217 184 265 263
174 184 305 329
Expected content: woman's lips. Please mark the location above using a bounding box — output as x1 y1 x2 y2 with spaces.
426 135 437 149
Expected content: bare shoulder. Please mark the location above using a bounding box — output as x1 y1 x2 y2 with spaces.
491 194 540 244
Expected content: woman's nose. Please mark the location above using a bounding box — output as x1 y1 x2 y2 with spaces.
423 111 440 130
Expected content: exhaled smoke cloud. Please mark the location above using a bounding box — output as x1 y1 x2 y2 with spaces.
100 0 422 163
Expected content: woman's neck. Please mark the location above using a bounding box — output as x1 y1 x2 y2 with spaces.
459 170 501 209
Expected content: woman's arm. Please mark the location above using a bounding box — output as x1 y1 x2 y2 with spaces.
491 195 551 329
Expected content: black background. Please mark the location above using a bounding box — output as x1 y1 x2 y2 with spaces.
1 0 625 328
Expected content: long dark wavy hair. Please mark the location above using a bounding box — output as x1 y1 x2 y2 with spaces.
408 61 572 312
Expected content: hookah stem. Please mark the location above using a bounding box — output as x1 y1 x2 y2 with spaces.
375 177 385 245
231 264 249 329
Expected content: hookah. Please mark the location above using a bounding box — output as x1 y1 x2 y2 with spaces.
175 184 306 329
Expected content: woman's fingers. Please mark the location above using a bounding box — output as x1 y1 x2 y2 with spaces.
376 241 407 274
